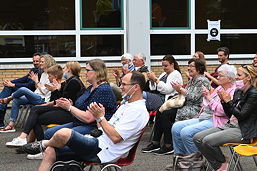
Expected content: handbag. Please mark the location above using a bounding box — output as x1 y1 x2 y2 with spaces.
159 94 185 112
173 152 205 171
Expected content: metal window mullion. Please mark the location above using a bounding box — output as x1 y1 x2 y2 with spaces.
190 0 195 55
75 0 81 59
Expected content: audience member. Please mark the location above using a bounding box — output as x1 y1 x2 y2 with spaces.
143 55 183 111
0 53 41 128
6 62 85 148
142 58 210 155
193 65 257 171
171 65 237 157
0 54 56 132
186 51 206 79
24 71 149 171
113 53 135 86
205 47 230 88
133 53 149 72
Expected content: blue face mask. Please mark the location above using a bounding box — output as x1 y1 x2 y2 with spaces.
63 73 68 79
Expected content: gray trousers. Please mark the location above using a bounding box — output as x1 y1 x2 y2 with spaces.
193 124 249 170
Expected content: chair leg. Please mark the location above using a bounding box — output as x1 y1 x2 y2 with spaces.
253 156 257 166
228 146 243 171
149 120 155 142
232 155 241 171
100 164 121 171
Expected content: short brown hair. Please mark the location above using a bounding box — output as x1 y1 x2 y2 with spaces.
87 59 108 84
65 61 81 77
47 64 63 80
188 58 206 75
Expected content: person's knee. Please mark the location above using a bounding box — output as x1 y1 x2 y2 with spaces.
54 128 72 142
193 132 202 145
44 147 56 162
172 121 183 134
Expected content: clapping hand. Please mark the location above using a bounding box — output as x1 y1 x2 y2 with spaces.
3 80 15 87
217 89 231 103
202 85 211 101
29 71 39 83
87 102 105 119
55 98 73 110
170 81 182 93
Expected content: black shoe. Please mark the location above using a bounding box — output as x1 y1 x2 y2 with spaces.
22 141 45 155
16 146 26 154
141 143 160 153
153 146 174 155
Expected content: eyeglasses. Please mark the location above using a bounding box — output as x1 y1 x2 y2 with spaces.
188 65 196 68
85 68 94 72
241 65 251 74
120 82 136 86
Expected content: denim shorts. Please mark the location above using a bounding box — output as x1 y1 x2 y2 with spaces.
55 130 101 162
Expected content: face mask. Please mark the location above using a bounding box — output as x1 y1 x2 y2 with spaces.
63 73 68 79
121 85 135 104
235 80 245 90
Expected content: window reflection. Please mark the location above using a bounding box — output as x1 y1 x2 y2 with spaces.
151 0 189 28
196 0 257 29
0 0 75 30
81 35 123 56
151 35 190 55
0 36 75 58
81 0 122 28
196 34 257 54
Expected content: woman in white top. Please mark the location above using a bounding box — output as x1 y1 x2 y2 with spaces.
0 54 56 132
144 55 183 111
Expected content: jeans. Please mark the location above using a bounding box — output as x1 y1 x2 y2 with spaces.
0 86 15 122
172 118 213 154
10 87 45 122
55 130 101 162
44 122 96 140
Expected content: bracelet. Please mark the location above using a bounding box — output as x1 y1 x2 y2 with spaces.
67 105 72 112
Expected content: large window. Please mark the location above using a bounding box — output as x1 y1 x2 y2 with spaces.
196 34 257 54
81 0 122 29
81 35 123 56
0 0 75 30
196 0 257 29
151 0 189 28
151 35 190 55
0 35 75 58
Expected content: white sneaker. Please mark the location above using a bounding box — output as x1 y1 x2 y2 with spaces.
27 152 44 160
6 137 27 147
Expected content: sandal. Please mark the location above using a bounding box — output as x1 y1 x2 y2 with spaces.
0 125 16 133
0 97 12 104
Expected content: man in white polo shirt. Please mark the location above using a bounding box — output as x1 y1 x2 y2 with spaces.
24 71 149 171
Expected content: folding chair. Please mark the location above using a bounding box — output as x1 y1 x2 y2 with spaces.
229 145 257 171
84 129 145 171
223 137 257 171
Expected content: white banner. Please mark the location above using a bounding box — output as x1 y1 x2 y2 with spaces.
207 20 220 41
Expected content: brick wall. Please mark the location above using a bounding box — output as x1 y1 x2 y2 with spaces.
0 65 221 91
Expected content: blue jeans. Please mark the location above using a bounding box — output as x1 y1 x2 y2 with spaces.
44 122 96 140
10 87 45 122
172 118 213 154
55 130 101 162
0 86 15 122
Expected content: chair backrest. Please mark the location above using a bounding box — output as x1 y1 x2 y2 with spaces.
110 127 146 166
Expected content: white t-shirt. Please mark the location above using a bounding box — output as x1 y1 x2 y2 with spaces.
34 72 51 102
97 99 149 163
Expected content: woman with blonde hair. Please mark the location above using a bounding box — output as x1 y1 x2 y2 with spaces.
6 61 85 148
193 65 257 171
0 54 56 132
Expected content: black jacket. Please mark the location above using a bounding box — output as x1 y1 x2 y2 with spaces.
222 86 257 139
50 76 85 103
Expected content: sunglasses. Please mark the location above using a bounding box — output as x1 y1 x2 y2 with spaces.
85 68 94 72
241 65 251 74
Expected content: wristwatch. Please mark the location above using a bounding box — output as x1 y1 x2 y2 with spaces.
96 116 105 123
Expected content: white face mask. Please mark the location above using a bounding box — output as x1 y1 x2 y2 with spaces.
121 85 136 104
235 80 245 90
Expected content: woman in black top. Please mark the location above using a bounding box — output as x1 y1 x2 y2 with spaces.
6 61 85 146
193 65 257 171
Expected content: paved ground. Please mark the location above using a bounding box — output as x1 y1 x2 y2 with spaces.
0 126 256 171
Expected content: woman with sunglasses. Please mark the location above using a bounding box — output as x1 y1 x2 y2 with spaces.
193 65 257 171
